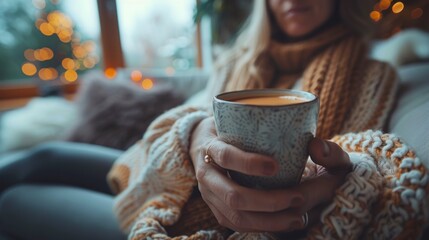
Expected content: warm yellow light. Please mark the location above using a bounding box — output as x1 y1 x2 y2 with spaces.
130 70 143 82
392 2 404 14
73 46 87 59
105 68 117 79
141 78 154 90
64 70 78 82
83 58 96 69
47 12 61 27
59 35 72 43
34 48 53 61
38 68 58 81
83 41 96 52
58 29 73 38
34 50 41 61
22 63 37 76
62 58 75 70
379 0 391 11
38 47 54 61
24 49 36 61
39 22 55 36
370 11 382 22
411 8 423 19
32 0 46 9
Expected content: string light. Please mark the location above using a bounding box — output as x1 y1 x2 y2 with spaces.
379 0 392 10
24 49 36 61
22 63 37 76
39 22 55 36
131 70 143 81
38 68 58 80
64 69 78 82
105 68 117 79
370 11 382 22
62 58 75 70
392 2 404 14
141 78 154 90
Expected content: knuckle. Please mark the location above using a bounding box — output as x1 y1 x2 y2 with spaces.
243 158 255 174
224 190 241 209
216 216 229 228
195 166 208 182
228 211 243 228
216 147 229 167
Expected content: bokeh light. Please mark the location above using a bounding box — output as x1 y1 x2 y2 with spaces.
22 63 37 76
130 70 143 81
33 48 54 61
141 78 154 90
64 69 78 82
392 2 404 14
379 0 392 10
72 45 87 58
39 22 55 36
38 68 58 81
411 8 423 19
62 58 75 70
105 68 117 79
24 49 36 61
370 11 382 22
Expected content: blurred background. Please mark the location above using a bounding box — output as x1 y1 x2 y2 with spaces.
0 0 428 103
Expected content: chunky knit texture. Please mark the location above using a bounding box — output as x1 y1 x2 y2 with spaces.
108 110 428 239
106 25 424 239
221 25 397 140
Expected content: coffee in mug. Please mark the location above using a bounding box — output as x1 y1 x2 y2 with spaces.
233 95 307 106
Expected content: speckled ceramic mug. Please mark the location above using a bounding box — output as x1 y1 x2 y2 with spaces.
213 89 319 189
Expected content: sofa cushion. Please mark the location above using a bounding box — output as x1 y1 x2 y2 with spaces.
388 62 429 167
63 75 185 150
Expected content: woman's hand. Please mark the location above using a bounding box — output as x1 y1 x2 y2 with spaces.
189 117 352 233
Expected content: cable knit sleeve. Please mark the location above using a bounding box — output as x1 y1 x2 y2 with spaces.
306 130 429 240
106 104 225 239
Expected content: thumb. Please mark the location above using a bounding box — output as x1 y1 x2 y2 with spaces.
308 137 352 175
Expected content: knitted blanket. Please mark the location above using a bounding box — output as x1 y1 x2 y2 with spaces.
108 105 429 239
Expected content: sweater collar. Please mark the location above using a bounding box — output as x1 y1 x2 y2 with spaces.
268 24 351 74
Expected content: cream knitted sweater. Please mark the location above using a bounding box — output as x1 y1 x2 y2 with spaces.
108 105 428 239
107 26 428 239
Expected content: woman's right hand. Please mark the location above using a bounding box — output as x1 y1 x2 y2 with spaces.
189 117 351 233
189 117 306 232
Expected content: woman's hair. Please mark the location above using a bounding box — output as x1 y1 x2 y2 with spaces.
215 0 374 91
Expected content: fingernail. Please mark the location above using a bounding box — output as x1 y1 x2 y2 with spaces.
291 197 304 207
289 220 302 230
263 162 276 176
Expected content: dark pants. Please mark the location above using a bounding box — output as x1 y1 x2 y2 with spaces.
0 142 127 240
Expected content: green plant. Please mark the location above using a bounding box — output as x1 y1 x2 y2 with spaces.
194 0 253 44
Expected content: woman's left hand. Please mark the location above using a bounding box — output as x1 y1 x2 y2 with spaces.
195 137 352 233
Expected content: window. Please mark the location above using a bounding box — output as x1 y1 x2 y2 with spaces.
116 0 197 71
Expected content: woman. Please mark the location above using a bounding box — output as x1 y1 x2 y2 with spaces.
107 0 427 239
0 0 426 239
